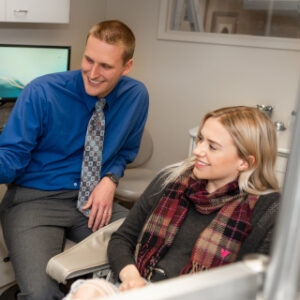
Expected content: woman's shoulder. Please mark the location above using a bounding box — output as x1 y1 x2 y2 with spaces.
251 192 280 226
256 191 280 210
238 192 280 259
258 191 280 201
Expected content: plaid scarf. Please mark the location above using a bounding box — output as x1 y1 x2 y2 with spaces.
135 177 258 279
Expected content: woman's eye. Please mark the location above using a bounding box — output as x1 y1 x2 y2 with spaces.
209 144 217 150
197 136 203 142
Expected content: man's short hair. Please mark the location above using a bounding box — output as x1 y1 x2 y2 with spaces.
88 20 135 64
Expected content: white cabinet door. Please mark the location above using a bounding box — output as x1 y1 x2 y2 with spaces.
0 0 5 21
6 0 70 23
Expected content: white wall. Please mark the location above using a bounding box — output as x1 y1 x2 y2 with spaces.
0 0 108 69
105 0 300 171
1 0 300 172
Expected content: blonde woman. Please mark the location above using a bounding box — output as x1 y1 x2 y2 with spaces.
66 106 280 299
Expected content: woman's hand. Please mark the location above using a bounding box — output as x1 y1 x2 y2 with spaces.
119 264 147 291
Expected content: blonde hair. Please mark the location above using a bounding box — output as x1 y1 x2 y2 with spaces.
87 20 135 64
163 106 279 195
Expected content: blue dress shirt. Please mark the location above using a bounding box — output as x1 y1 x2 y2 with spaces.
0 70 149 190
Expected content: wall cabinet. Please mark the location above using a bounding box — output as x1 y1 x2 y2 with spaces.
0 0 5 21
0 0 70 23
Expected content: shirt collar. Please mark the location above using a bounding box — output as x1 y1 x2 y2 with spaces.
78 72 125 112
102 76 124 110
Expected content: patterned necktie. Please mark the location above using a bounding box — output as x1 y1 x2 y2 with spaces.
77 98 106 217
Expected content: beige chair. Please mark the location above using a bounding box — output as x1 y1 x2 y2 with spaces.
46 129 156 284
46 218 124 284
115 128 156 207
47 128 157 284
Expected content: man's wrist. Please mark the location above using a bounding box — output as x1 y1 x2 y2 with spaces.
103 172 119 186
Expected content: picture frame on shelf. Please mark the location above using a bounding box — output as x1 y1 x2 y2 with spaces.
211 12 238 34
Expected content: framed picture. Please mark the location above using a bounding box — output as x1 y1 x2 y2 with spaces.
211 12 238 34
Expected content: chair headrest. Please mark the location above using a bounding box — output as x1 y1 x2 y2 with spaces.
128 128 153 168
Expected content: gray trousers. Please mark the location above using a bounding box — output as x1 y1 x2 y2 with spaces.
0 184 128 300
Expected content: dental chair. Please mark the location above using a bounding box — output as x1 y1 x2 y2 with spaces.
115 127 156 208
46 129 156 286
46 218 124 285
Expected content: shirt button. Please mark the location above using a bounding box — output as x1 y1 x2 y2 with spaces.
74 182 78 187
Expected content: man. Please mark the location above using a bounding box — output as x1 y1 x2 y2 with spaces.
0 20 149 300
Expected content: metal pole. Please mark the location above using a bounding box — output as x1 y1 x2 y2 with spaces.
264 99 300 300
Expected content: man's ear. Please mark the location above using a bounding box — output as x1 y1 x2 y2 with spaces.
238 155 255 171
121 58 133 76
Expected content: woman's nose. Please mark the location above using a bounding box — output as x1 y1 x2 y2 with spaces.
193 142 206 157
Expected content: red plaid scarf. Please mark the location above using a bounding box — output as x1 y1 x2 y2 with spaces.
135 177 258 279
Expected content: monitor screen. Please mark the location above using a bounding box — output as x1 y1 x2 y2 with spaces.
0 44 71 102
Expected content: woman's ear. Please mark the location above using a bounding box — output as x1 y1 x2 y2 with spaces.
238 159 249 172
248 155 255 167
238 155 255 172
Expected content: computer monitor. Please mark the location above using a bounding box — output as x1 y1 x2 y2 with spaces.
0 44 71 102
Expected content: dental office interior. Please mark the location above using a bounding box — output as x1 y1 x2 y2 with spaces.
1 0 300 299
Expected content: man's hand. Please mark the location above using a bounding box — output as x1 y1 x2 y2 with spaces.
82 176 117 232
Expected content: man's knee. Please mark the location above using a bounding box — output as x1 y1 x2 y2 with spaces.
17 278 63 300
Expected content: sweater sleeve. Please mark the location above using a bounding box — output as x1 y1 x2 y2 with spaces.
107 170 167 279
237 192 280 260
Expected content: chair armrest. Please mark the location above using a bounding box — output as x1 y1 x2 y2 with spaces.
46 218 125 284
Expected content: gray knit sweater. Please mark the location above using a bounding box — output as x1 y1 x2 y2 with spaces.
108 172 280 281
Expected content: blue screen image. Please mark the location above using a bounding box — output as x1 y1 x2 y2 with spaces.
0 45 70 99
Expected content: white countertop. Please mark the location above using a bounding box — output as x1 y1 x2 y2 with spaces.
189 126 292 157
